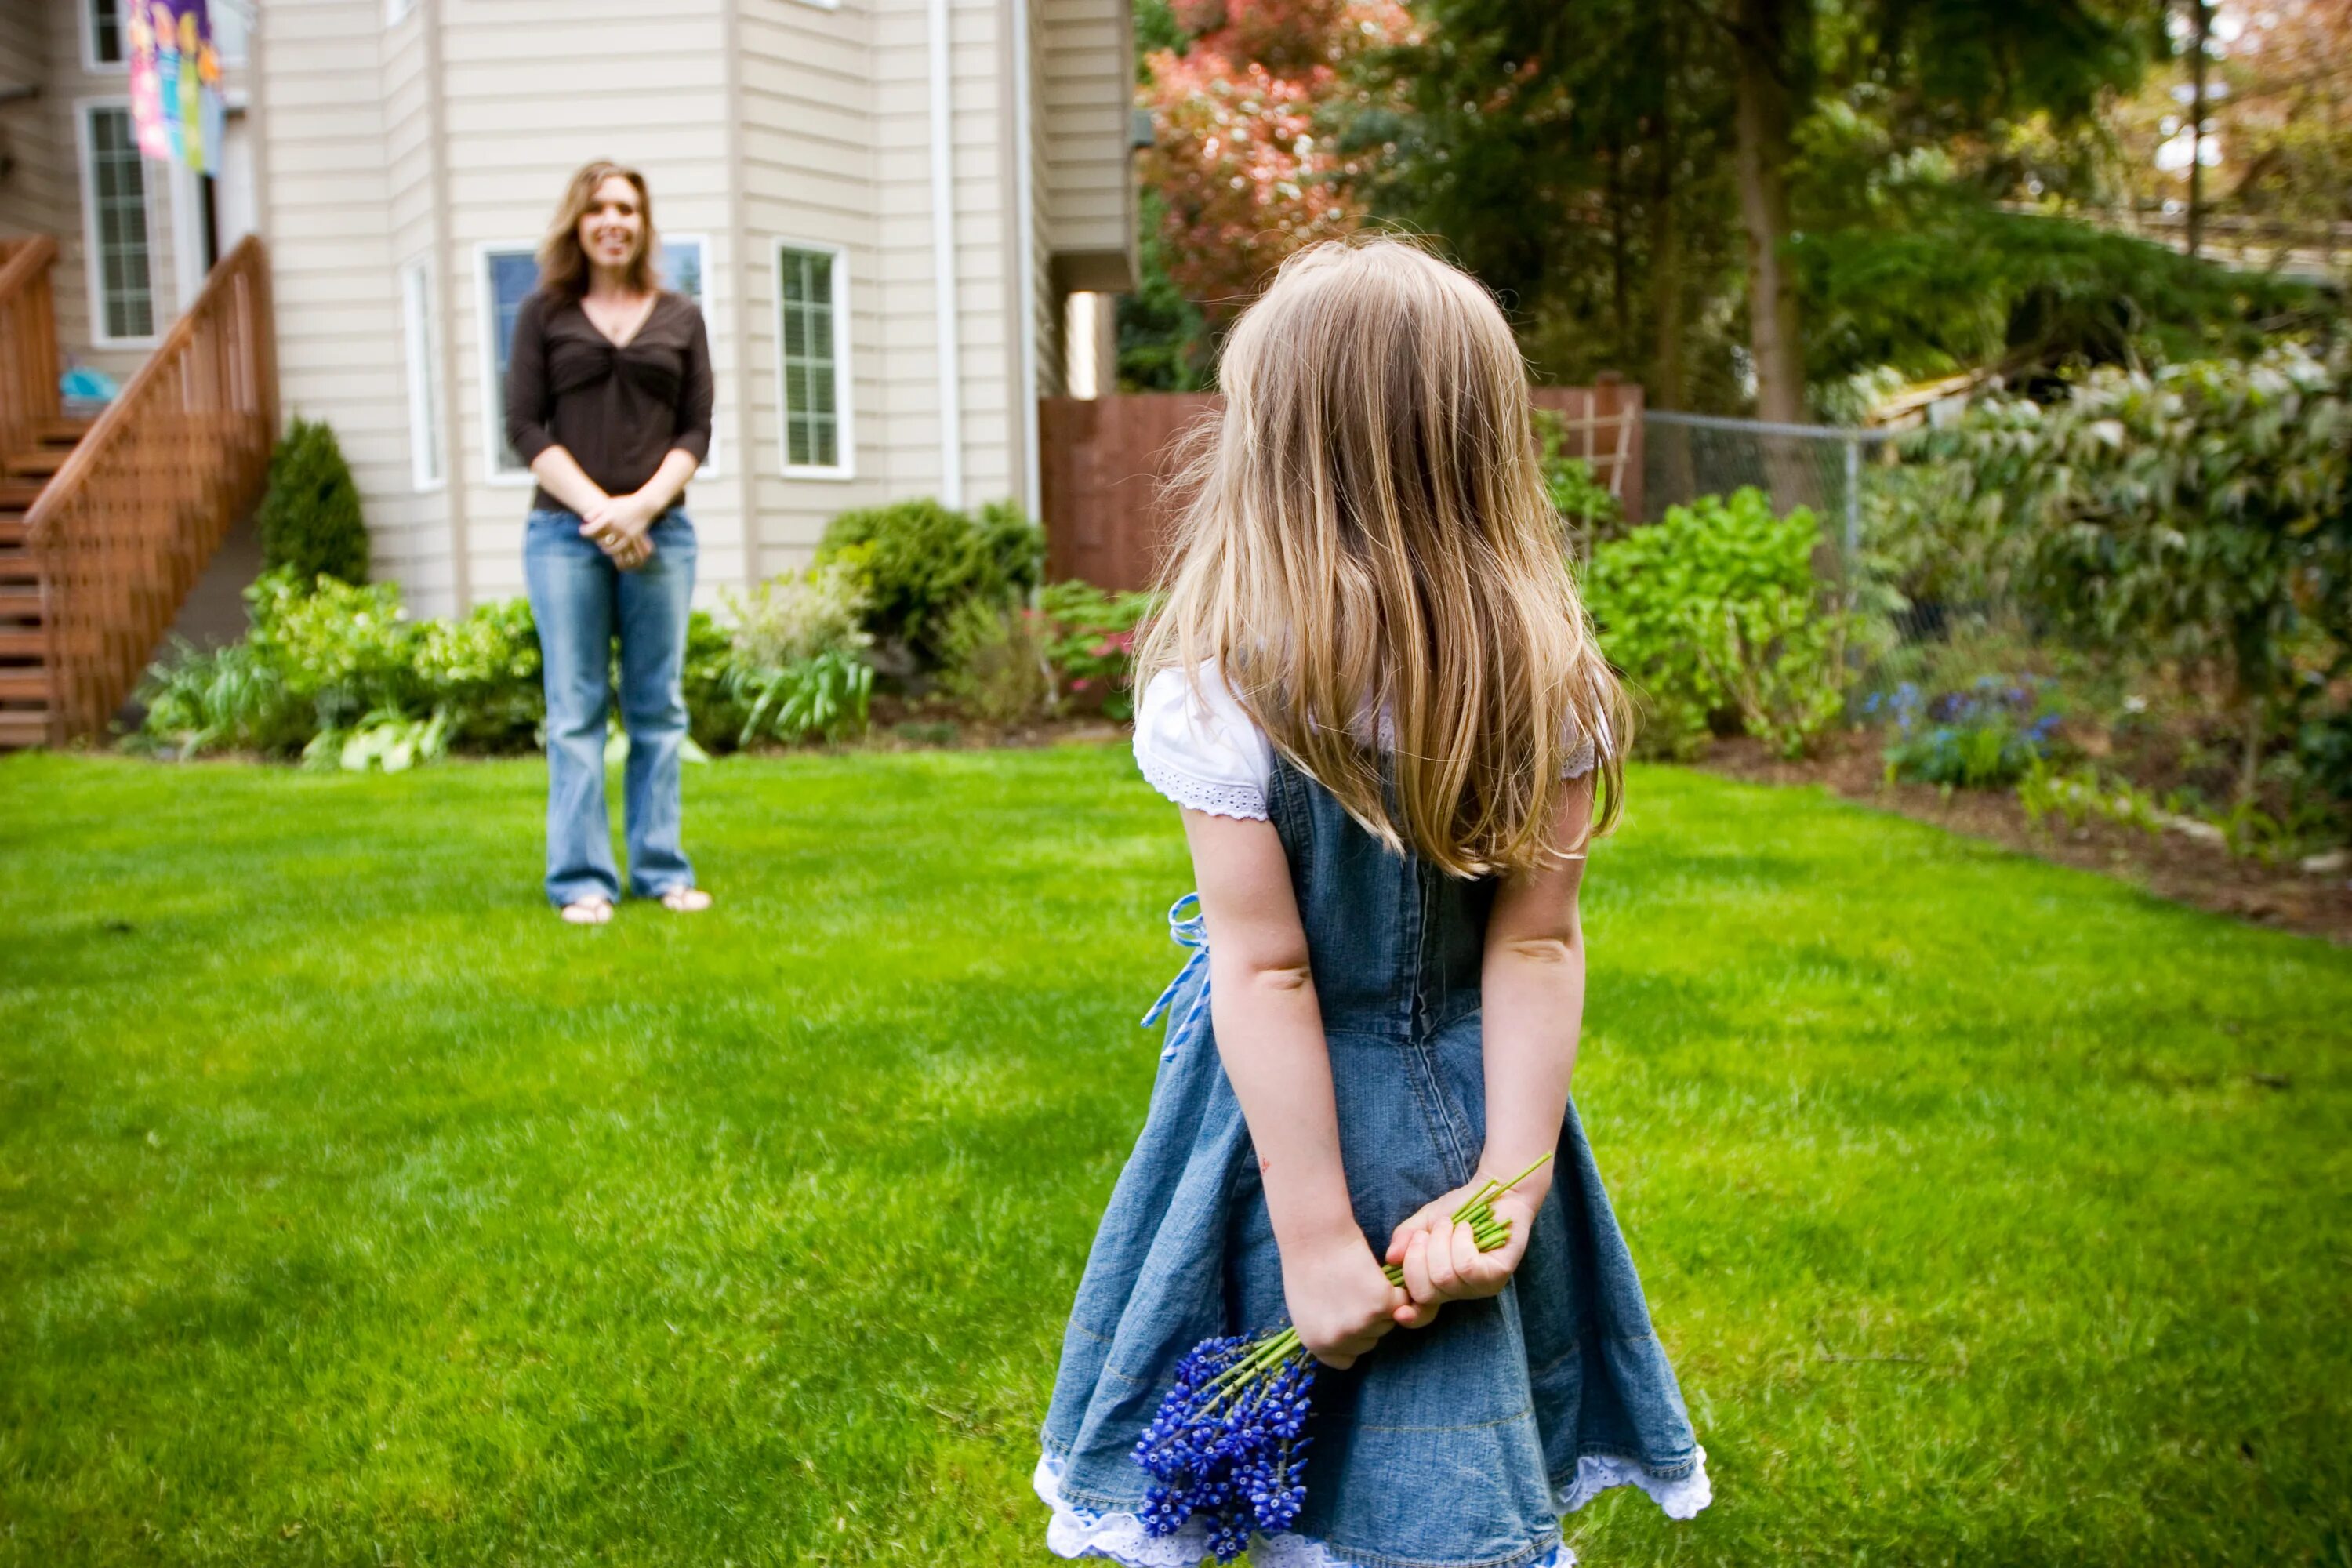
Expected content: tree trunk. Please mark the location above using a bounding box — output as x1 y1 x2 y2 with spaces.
1649 33 1686 410
1733 0 1806 423
1608 143 1632 369
2187 0 2211 259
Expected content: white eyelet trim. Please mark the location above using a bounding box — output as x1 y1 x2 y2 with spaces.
1035 1451 1647 1568
1560 1446 1711 1520
1134 750 1269 822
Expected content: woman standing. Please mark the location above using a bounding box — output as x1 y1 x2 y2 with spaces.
508 161 716 924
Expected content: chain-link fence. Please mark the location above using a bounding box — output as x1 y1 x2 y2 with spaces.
1642 409 1896 570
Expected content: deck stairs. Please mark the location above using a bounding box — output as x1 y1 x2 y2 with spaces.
0 418 91 748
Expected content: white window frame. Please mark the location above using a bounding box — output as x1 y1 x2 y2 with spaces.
774 238 854 481
385 0 420 23
212 0 252 66
477 235 722 488
82 0 125 72
75 99 158 349
400 256 445 492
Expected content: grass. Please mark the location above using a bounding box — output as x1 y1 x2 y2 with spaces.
0 746 2345 1567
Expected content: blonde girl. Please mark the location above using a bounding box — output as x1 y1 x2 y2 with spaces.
1035 239 1708 1568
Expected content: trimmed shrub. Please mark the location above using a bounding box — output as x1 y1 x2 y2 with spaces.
1584 489 1852 760
815 498 1044 668
255 417 369 587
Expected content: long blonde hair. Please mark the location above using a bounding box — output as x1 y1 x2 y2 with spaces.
537 161 659 299
1137 238 1629 878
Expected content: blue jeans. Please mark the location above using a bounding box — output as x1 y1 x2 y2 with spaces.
522 506 697 906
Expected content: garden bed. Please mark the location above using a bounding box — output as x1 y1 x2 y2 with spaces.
1706 734 2352 944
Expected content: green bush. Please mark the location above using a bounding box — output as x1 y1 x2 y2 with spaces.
1883 341 2352 821
1584 489 1852 760
1533 410 1624 556
255 417 369 587
935 600 1054 726
815 499 1044 668
244 569 423 731
414 597 542 748
133 640 313 757
723 556 873 670
1036 581 1157 720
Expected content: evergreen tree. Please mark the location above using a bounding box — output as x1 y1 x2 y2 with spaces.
255 417 369 588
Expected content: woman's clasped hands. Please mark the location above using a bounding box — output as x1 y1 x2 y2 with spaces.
579 490 661 570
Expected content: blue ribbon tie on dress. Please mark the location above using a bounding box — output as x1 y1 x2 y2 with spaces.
1140 891 1210 1060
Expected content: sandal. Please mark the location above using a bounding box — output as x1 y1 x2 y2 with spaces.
560 896 615 926
658 887 713 913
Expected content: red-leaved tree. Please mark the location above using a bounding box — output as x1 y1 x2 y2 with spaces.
1140 0 1415 322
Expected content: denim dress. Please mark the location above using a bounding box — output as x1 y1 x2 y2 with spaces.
1036 751 1709 1568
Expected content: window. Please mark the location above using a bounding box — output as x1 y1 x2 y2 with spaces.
401 259 445 490
80 105 154 343
776 242 850 476
480 237 715 481
85 0 122 68
384 0 419 24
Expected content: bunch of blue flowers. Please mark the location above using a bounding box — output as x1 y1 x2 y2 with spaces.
1134 1155 1552 1562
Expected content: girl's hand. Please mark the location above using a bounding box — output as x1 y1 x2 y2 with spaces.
1282 1232 1409 1370
1382 1173 1542 1327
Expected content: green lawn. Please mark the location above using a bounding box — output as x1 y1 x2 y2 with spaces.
0 748 2345 1566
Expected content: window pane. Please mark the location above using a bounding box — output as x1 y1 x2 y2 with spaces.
87 108 151 341
90 0 122 63
777 247 841 470
488 250 539 471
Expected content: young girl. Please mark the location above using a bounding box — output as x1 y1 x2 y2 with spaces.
1034 240 1709 1568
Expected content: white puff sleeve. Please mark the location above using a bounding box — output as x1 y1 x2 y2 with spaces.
1131 666 1275 821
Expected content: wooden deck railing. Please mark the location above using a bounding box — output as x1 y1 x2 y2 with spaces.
25 234 278 743
0 238 64 474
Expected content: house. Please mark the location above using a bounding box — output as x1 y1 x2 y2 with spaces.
0 0 1138 743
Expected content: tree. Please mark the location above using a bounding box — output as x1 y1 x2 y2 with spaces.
256 417 368 588
1352 0 2150 413
1136 0 1413 325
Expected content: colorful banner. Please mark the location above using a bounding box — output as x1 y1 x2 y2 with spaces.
127 0 227 176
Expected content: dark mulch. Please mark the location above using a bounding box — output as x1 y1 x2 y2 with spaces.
1704 735 2352 945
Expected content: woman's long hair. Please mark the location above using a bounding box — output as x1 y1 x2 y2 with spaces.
537 161 659 298
1136 238 1630 878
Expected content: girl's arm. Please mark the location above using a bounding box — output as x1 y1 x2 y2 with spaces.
1387 772 1594 1318
1183 809 1406 1369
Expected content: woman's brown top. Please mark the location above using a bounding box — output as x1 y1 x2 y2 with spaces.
503 289 714 515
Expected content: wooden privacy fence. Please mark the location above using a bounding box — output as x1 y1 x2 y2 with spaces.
1038 382 1645 592
26 234 278 743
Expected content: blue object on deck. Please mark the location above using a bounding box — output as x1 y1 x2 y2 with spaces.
60 366 118 407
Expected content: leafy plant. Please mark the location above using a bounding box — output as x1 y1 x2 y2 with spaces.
303 709 454 775
244 569 423 730
414 597 541 748
1584 489 1853 760
2019 758 2162 836
815 499 1043 668
721 649 874 747
255 417 370 587
1037 582 1158 720
1887 342 2352 810
1873 676 2061 789
1533 412 1624 557
132 640 312 757
724 555 874 670
935 600 1054 727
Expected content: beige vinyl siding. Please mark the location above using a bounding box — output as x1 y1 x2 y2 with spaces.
372 0 451 601
0 5 72 260
255 0 423 597
738 0 881 575
1039 0 1132 278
